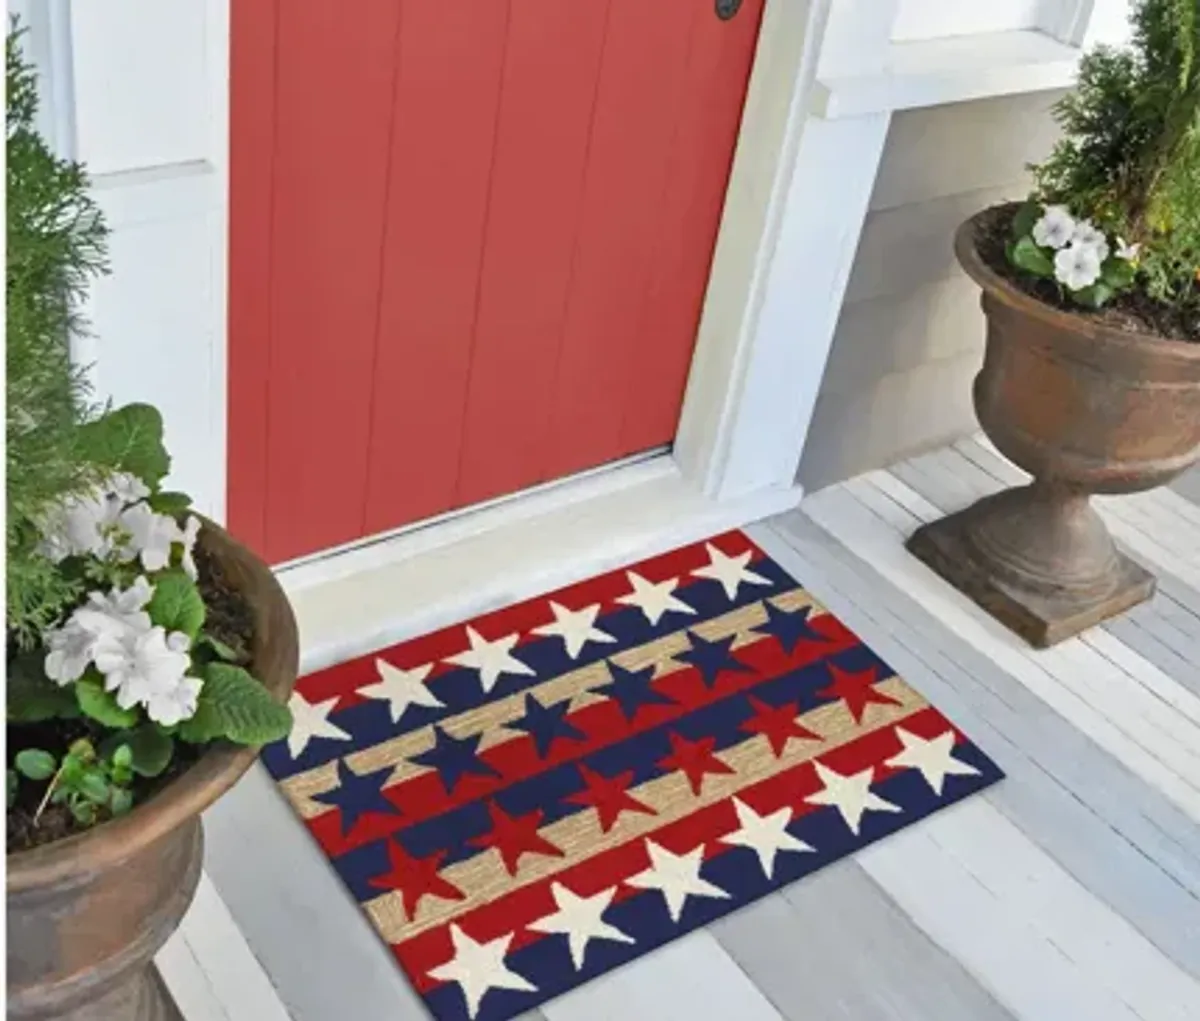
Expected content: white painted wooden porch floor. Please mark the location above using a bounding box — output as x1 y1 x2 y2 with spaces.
164 437 1200 1021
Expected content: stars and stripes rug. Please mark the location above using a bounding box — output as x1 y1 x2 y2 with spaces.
262 530 1002 1020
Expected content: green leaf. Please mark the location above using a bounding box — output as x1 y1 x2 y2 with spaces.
147 570 206 638
177 663 291 746
149 490 193 515
69 799 98 826
1011 201 1041 239
76 679 140 729
7 666 81 722
14 748 57 781
112 744 133 771
1101 257 1137 288
1072 281 1116 308
78 403 170 487
110 787 134 816
123 726 174 778
197 633 243 663
78 769 111 805
1010 235 1056 277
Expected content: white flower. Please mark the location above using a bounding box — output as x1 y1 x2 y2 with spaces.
44 619 100 685
1116 237 1141 261
1032 205 1076 249
179 516 202 580
146 670 203 727
108 473 151 506
37 488 118 562
1054 242 1104 290
94 625 199 723
76 576 155 636
42 577 155 685
1070 219 1110 261
118 502 181 572
36 473 153 563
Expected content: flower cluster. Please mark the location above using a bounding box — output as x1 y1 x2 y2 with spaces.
37 473 201 578
1007 203 1139 308
44 577 202 726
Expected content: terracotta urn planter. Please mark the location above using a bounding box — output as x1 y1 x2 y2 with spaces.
907 211 1200 647
6 522 299 1021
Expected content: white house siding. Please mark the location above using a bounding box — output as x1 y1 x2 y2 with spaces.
797 90 1066 491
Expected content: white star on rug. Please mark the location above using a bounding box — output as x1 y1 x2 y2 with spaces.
357 658 443 724
445 626 535 693
527 881 635 970
719 797 814 879
690 543 771 600
286 691 352 759
805 761 902 835
625 839 730 922
616 571 697 626
532 601 617 659
885 727 980 795
427 924 537 1019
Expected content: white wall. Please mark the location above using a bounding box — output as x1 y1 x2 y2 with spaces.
11 1 229 519
797 89 1066 491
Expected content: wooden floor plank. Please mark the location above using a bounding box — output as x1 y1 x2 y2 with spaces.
751 519 1200 982
541 931 784 1021
1174 468 1200 509
825 476 1200 814
859 799 1200 1021
712 865 1016 1021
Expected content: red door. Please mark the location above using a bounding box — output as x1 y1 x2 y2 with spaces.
229 0 764 564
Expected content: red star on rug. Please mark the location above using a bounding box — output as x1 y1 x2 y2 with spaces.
816 663 901 724
658 731 736 796
469 801 566 876
566 763 657 833
368 839 466 921
739 695 822 757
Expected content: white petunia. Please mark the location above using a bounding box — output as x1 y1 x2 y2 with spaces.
1116 236 1141 261
108 473 151 506
179 516 202 580
37 488 118 562
118 502 181 573
145 668 203 726
1070 219 1110 261
44 619 101 685
36 473 153 563
93 625 197 720
43 577 156 686
1054 242 1103 291
1032 205 1076 249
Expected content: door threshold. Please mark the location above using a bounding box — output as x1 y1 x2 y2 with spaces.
279 454 803 674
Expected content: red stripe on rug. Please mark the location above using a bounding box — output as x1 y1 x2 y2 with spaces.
304 615 862 858
395 705 964 989
297 530 768 709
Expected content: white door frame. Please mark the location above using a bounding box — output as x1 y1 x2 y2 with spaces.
26 0 1121 673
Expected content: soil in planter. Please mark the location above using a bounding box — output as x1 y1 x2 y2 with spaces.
6 542 257 853
978 203 1200 344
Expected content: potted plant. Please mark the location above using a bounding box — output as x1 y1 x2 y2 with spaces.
6 32 298 1020
908 0 1200 647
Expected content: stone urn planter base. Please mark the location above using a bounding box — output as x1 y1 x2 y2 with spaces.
907 486 1155 648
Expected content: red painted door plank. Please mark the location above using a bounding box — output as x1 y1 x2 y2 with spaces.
542 0 700 481
264 0 400 562
454 0 612 508
226 0 277 555
620 0 766 452
362 0 511 535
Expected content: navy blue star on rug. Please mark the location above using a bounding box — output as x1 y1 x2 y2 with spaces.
674 631 754 688
593 662 676 722
411 725 502 794
758 601 827 655
507 693 587 759
312 759 400 836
